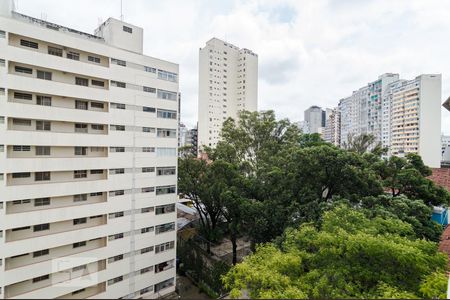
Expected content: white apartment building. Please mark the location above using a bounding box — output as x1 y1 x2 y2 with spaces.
338 73 441 168
339 73 399 146
388 74 441 167
0 4 178 299
198 38 258 151
323 108 340 146
442 135 450 163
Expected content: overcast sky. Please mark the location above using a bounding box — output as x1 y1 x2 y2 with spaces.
16 0 450 134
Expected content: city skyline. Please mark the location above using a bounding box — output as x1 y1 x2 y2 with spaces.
15 0 450 134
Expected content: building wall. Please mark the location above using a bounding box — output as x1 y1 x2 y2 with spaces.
198 38 258 151
0 10 177 299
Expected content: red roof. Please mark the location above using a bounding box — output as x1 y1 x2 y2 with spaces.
439 225 450 265
428 168 450 192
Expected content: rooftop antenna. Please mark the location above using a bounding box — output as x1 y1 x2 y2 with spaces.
120 0 124 21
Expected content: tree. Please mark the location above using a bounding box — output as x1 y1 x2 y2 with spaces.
178 157 223 252
223 204 448 299
342 133 387 156
373 153 450 206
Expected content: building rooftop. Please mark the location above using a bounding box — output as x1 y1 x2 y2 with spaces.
443 97 450 112
12 11 104 42
429 168 450 192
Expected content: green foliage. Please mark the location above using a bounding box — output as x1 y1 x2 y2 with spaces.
342 133 388 156
419 271 448 299
223 205 448 299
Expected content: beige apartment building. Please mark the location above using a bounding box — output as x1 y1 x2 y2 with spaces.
198 38 258 151
0 2 178 299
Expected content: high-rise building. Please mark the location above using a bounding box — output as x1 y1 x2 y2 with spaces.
198 38 258 151
304 106 325 134
323 108 341 146
388 74 441 167
339 73 399 146
338 73 441 168
0 5 178 299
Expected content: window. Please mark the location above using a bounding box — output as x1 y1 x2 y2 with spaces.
67 51 80 60
123 26 133 33
111 81 126 88
142 167 155 173
15 66 33 74
37 70 52 80
74 170 87 179
90 102 104 109
90 192 103 197
74 194 87 202
142 147 155 152
157 89 177 101
73 241 86 248
108 276 124 286
32 275 50 283
140 246 153 254
143 106 155 113
156 185 176 195
35 172 51 181
140 286 153 295
110 190 125 196
108 233 124 241
111 58 126 66
157 109 177 119
109 211 124 219
111 125 125 131
142 187 154 193
33 249 49 257
75 123 88 133
143 86 155 93
91 124 104 130
37 95 51 106
144 66 156 73
33 223 50 232
91 80 105 87
157 128 176 138
36 146 50 156
88 56 101 63
141 207 154 213
75 100 88 110
90 169 103 174
0 30 5 38
48 46 62 57
140 266 153 274
14 92 32 100
110 147 125 153
111 103 126 109
155 241 175 253
20 39 38 49
75 77 89 86
74 147 87 156
72 288 85 296
156 204 175 215
110 168 124 175
157 70 178 82
13 145 31 151
36 120 51 131
90 147 104 152
141 227 153 234
155 222 175 234
108 254 124 263
142 127 154 133
157 167 176 176
155 278 174 292
12 226 31 231
73 218 87 225
12 172 31 178
13 118 31 126
0 116 4 124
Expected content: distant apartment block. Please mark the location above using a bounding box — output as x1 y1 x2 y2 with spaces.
0 4 177 299
338 73 441 168
198 38 258 151
323 108 341 146
304 106 326 134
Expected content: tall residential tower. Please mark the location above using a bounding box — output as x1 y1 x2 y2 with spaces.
0 5 178 299
198 38 258 151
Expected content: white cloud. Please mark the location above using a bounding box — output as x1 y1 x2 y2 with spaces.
16 0 450 134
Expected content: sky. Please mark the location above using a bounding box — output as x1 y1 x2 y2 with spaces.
15 0 450 134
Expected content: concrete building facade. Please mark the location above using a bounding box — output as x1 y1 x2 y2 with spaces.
198 38 258 151
323 108 341 146
0 5 177 299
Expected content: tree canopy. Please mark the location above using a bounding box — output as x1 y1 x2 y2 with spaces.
223 205 448 299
